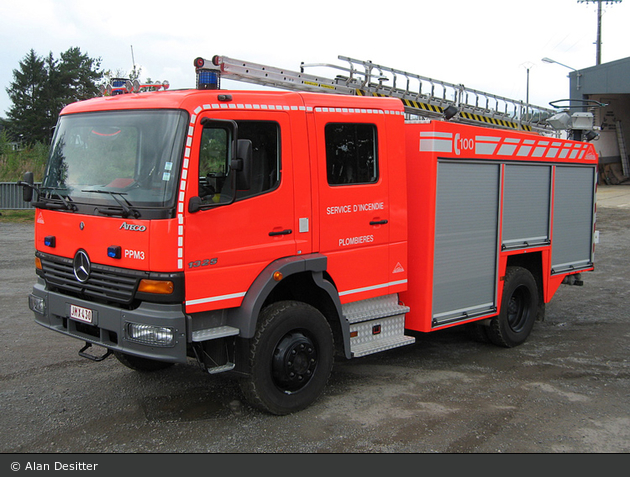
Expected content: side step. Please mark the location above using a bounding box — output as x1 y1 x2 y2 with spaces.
192 326 239 374
343 294 415 358
192 325 239 342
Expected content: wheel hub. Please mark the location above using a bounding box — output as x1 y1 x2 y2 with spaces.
507 286 530 332
272 331 318 392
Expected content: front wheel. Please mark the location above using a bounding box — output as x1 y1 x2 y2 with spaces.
487 266 539 348
239 301 334 415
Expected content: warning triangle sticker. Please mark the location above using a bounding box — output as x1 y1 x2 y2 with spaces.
37 212 45 224
393 262 405 273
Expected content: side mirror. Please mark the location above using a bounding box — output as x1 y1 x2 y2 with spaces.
188 196 202 213
20 171 34 202
233 139 252 191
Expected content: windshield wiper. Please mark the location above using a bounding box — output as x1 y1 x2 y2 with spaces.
82 189 141 218
33 186 77 211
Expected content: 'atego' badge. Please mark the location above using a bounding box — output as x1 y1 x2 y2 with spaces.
120 222 147 232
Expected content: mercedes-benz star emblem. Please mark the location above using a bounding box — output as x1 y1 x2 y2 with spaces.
73 250 91 283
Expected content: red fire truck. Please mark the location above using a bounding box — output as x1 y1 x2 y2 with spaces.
21 55 598 414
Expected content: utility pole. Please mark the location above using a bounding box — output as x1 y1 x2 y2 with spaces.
578 0 622 65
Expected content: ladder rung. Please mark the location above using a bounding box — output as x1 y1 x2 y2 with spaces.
209 54 557 133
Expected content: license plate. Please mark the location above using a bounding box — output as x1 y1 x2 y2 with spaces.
70 304 93 324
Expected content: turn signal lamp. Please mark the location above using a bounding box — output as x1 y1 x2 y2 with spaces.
35 256 42 270
138 279 174 295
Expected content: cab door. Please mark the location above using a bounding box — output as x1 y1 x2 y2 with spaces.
184 110 300 313
313 110 390 303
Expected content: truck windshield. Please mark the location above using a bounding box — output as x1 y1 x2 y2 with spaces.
42 110 187 212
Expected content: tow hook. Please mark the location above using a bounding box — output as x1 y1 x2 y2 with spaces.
78 342 112 362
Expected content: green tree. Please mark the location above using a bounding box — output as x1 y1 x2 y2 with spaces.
5 47 103 145
5 49 48 144
58 47 102 104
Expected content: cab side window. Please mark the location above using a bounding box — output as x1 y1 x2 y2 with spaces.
237 121 280 198
198 120 280 204
325 123 378 185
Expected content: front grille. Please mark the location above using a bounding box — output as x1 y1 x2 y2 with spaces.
38 253 146 305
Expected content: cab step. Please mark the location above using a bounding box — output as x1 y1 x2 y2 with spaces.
343 294 415 358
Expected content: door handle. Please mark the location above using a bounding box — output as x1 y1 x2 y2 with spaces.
269 229 293 236
369 220 388 226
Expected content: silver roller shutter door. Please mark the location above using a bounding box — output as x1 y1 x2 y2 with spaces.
432 162 500 324
502 165 552 249
551 166 595 273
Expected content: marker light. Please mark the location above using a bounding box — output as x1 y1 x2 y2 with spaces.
44 236 56 248
107 246 121 259
138 279 174 295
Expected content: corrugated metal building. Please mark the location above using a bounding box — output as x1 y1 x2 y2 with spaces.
568 57 630 183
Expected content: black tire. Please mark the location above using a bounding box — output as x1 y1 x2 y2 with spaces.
487 266 539 348
239 301 334 415
113 351 174 372
466 322 491 343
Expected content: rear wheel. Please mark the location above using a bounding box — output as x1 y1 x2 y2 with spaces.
487 266 539 348
239 301 334 415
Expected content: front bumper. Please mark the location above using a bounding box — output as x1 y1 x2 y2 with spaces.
29 278 188 363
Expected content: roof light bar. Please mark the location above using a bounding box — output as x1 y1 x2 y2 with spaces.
99 79 170 96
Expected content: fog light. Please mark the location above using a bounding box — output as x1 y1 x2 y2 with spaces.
125 322 174 347
29 294 46 315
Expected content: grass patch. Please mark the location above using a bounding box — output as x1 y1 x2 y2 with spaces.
0 209 36 223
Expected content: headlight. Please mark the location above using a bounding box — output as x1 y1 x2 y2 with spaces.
29 294 46 315
125 323 174 347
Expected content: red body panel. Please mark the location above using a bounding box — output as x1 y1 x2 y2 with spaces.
401 120 597 332
34 209 178 272
42 89 596 335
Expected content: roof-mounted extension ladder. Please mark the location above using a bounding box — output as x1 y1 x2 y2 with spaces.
200 55 558 133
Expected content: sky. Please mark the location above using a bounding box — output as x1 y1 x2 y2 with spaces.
1 0 629 118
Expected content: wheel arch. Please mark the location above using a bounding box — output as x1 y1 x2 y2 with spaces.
227 254 351 358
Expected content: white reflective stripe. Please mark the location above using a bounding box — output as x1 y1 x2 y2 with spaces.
186 292 247 306
419 131 453 153
339 279 408 297
196 103 400 115
498 144 518 155
475 136 501 155
420 139 452 153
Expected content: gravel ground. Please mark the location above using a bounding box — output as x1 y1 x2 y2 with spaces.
1 186 629 453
